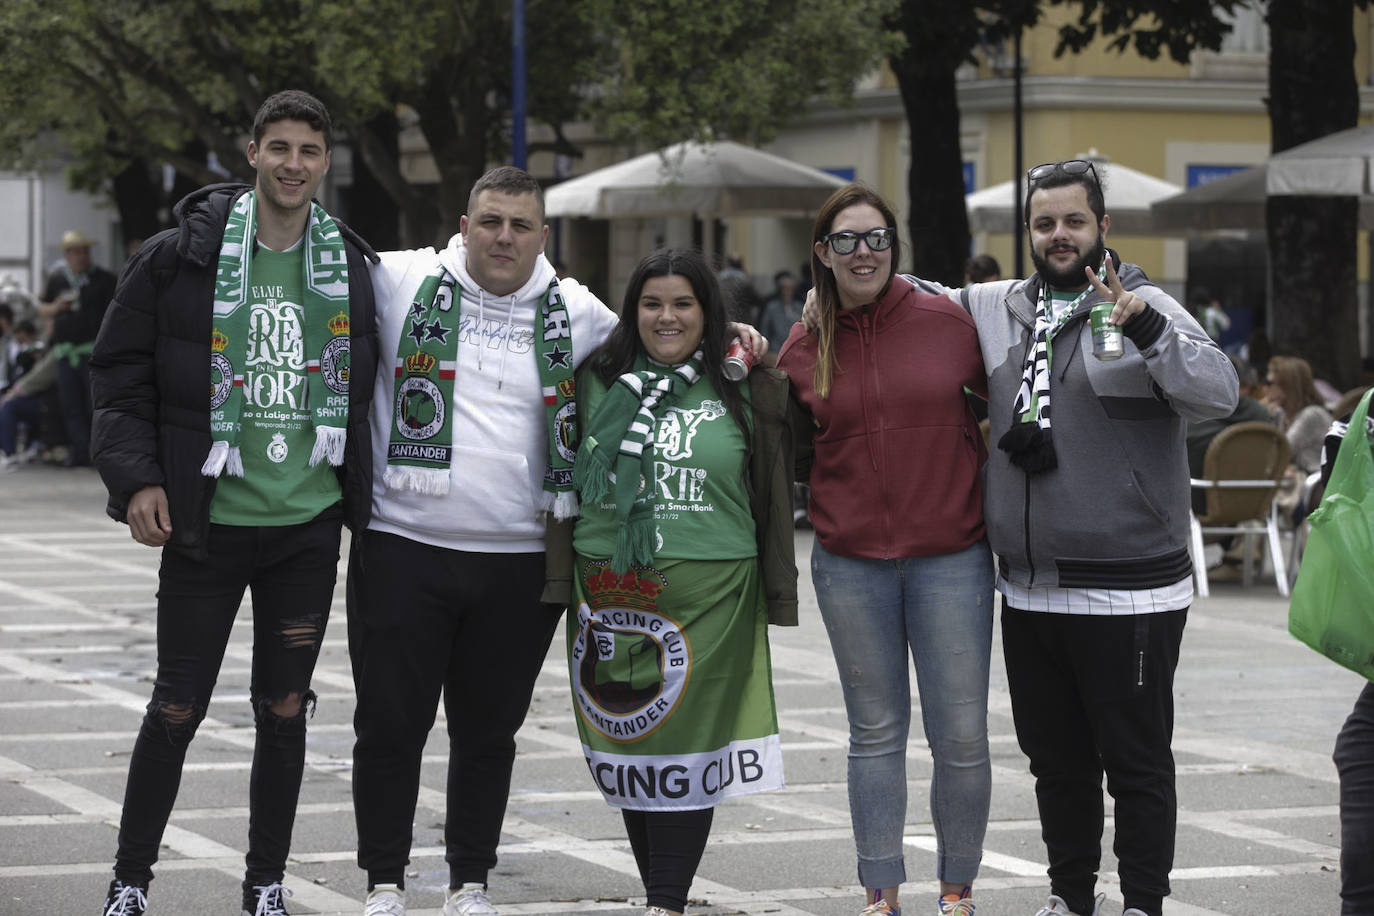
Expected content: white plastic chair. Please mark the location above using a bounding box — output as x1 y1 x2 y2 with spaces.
1188 421 1292 597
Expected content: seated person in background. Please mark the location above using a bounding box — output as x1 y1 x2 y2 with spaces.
1186 353 1276 513
1264 355 1333 523
1265 355 1334 475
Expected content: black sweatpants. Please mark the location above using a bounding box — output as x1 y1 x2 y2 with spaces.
622 808 714 913
1001 602 1187 916
113 510 341 891
348 529 562 890
1336 680 1374 915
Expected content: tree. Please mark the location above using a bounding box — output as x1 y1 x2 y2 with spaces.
887 1 1037 286
0 0 893 249
1265 0 1369 391
888 0 1243 285
584 0 896 151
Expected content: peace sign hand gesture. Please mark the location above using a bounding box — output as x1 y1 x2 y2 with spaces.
1086 253 1145 326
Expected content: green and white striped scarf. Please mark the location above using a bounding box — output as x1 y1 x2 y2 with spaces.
205 190 351 478
574 353 704 572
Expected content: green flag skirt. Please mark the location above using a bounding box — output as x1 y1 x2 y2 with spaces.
568 554 784 811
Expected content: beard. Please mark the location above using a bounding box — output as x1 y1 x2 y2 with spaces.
1030 233 1106 290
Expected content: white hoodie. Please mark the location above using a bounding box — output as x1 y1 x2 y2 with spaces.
367 235 619 551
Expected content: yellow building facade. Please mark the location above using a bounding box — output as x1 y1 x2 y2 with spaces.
530 5 1374 341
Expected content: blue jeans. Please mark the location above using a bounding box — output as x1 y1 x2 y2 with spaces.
811 539 994 890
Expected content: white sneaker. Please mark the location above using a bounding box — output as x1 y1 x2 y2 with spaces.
364 884 406 916
1121 910 1149 916
1033 894 1103 916
444 883 498 915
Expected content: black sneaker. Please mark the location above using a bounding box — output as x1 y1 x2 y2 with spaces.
102 879 147 916
243 882 292 916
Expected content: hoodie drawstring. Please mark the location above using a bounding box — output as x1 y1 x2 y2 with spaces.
495 293 515 389
476 287 485 373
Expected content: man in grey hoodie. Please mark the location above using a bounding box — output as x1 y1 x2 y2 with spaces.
954 160 1237 916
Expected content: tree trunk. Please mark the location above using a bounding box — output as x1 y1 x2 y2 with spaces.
345 112 402 251
109 157 163 247
1266 0 1361 389
888 0 976 287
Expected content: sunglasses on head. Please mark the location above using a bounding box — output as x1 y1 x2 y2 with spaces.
1026 158 1101 191
822 227 895 255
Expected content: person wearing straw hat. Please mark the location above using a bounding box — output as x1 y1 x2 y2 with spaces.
36 227 116 466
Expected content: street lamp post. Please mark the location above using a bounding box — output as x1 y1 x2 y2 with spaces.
512 0 527 169
1013 26 1024 280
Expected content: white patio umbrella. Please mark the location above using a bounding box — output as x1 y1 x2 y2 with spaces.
966 150 1182 235
1152 163 1374 231
543 140 847 220
1266 123 1374 196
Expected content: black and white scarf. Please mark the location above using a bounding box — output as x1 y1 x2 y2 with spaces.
998 271 1101 473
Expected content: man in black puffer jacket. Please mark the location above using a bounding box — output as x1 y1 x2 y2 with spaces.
90 90 378 916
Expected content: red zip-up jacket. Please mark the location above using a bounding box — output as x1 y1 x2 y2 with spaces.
777 276 987 559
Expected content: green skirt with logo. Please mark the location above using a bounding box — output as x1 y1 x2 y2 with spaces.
567 553 783 811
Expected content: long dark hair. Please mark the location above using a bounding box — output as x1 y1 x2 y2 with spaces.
587 247 749 441
810 183 900 398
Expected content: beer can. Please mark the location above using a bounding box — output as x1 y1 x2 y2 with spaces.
722 337 755 381
1090 302 1124 361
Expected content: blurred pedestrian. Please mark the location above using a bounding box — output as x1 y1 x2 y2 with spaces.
1189 288 1230 343
0 319 46 469
963 253 1001 284
35 228 116 466
717 253 764 325
758 270 804 356
569 247 796 916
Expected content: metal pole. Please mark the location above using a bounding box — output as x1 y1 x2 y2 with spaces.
511 0 527 169
1013 26 1025 280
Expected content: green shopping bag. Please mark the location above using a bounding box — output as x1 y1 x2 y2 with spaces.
1289 387 1374 680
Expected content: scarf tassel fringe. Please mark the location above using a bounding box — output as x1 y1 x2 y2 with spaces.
998 423 1058 473
611 518 655 574
383 465 451 496
539 489 581 521
201 441 245 478
573 440 612 506
310 426 347 467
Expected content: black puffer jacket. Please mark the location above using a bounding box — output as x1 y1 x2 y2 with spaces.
90 183 380 557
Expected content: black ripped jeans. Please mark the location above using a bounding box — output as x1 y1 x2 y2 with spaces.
112 508 342 892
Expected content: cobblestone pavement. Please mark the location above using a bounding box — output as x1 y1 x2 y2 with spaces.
0 465 1362 915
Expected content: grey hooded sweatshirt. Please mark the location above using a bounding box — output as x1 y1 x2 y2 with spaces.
915 262 1238 592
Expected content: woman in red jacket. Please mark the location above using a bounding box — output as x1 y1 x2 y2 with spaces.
776 184 992 916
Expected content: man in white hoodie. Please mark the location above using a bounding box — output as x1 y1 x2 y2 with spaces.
351 167 763 916
350 166 613 916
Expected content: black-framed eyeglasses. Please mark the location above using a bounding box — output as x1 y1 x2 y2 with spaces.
823 227 895 255
1026 159 1101 191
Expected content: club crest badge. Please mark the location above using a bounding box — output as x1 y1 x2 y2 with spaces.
267 432 289 464
319 334 350 395
395 376 445 441
554 401 578 462
570 563 689 743
210 327 234 409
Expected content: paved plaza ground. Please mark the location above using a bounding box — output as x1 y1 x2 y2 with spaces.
0 465 1363 915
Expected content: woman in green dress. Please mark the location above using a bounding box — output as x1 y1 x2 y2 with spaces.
568 247 798 916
